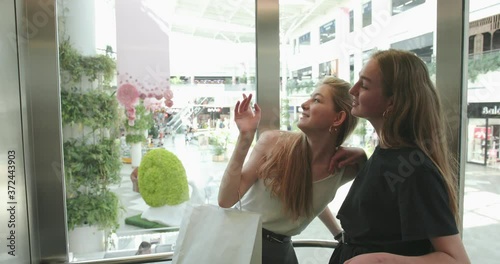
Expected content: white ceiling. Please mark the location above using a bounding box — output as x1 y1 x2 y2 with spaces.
161 0 347 43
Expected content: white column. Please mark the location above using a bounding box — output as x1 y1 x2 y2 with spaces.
61 0 96 56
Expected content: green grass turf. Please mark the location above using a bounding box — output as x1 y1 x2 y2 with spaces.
124 214 176 229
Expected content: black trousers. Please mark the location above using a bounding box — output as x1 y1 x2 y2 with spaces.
262 237 298 264
329 242 371 264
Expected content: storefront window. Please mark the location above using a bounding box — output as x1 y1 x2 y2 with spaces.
349 10 354 32
362 1 372 27
319 19 336 44
467 118 489 164
467 103 500 167
392 0 426 15
463 2 500 262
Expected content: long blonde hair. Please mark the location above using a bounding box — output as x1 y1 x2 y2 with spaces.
257 77 357 220
373 49 459 222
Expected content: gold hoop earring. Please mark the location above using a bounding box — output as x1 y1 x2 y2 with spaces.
329 125 338 134
383 109 390 119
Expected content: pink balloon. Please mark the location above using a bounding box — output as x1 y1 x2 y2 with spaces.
165 99 174 108
143 98 155 111
163 89 174 100
116 84 139 107
125 107 136 120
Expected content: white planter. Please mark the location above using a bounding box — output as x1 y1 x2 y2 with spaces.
141 181 204 226
130 142 142 167
212 154 225 162
141 202 187 227
102 128 110 139
62 124 83 141
68 225 105 254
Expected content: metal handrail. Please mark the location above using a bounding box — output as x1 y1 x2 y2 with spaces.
292 239 338 248
70 239 338 263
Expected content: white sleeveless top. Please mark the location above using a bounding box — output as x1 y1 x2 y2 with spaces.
239 167 346 236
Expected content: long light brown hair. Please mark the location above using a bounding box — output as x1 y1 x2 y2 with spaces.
372 49 459 223
257 77 357 220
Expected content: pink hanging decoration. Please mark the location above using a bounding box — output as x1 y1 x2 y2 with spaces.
143 97 159 112
126 107 136 118
116 83 140 108
163 88 173 100
125 106 136 125
116 72 175 127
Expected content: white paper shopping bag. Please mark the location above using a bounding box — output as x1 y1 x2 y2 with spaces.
172 204 262 264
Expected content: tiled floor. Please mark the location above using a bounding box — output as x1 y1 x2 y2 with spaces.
109 134 500 264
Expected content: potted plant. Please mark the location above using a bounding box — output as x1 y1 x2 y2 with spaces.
138 148 194 226
124 104 154 167
208 131 229 162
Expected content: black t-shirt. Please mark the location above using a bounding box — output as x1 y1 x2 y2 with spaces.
337 146 458 256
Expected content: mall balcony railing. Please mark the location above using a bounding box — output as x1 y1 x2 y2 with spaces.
165 82 256 131
423 48 500 80
170 82 256 91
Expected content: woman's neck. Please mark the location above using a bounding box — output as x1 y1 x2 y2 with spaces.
306 134 338 163
369 119 390 148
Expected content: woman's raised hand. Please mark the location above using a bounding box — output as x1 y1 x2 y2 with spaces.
234 93 261 134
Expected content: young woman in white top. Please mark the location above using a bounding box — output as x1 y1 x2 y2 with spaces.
218 76 367 264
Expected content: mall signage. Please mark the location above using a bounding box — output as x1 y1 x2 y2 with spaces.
467 103 500 118
207 107 222 113
482 106 500 116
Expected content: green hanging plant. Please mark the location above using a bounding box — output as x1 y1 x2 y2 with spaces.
63 138 122 191
64 138 123 233
425 50 500 81
287 79 315 94
468 51 500 81
66 190 123 233
59 38 116 83
59 37 123 235
281 98 291 129
125 134 146 144
61 89 121 131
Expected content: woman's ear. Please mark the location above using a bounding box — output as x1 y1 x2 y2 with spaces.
386 96 394 113
333 111 347 127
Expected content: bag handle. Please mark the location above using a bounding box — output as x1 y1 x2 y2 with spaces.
237 190 242 210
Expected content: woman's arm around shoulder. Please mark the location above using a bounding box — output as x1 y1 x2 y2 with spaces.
344 234 471 264
329 146 367 185
217 130 281 208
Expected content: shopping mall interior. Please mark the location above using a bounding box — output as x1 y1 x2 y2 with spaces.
1 0 500 263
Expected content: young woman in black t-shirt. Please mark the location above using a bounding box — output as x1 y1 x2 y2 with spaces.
329 49 470 263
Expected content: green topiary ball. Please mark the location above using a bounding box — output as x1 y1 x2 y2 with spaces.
138 149 189 207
